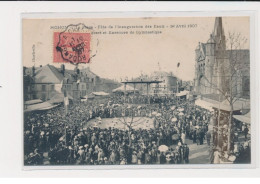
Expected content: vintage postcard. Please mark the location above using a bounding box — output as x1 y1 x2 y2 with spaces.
22 15 251 168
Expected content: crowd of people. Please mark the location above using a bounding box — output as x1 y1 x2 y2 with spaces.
24 94 217 165
110 93 176 105
209 109 251 164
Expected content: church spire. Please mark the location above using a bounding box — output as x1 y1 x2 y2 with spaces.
213 17 226 51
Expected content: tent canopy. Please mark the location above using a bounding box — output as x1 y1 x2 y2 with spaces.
48 93 73 104
112 85 138 93
233 111 251 124
91 91 110 96
24 102 58 112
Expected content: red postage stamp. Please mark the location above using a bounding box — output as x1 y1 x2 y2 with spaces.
53 32 91 64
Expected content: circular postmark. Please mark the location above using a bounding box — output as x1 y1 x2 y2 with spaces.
53 23 93 65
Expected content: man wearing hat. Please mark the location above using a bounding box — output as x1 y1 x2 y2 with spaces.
244 125 249 139
183 144 189 164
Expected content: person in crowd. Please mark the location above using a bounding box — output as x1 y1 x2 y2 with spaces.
244 125 249 139
206 130 211 146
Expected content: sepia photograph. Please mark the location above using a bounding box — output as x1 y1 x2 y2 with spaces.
22 15 251 167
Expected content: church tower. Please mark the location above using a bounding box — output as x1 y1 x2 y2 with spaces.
194 17 227 95
212 17 226 94
204 34 216 94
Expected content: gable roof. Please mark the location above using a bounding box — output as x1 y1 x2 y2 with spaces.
34 65 64 84
81 67 98 79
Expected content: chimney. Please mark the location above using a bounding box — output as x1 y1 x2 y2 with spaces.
61 64 65 76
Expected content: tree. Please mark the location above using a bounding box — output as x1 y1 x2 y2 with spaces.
118 106 147 146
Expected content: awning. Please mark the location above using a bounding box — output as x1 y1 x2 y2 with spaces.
24 99 43 105
233 112 251 124
221 98 250 111
195 99 214 111
37 104 59 110
211 103 235 112
24 102 58 112
211 98 250 112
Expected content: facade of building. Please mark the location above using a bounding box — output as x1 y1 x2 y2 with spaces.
80 67 120 93
23 65 59 101
23 68 35 101
130 71 179 95
23 64 120 102
194 17 250 99
150 71 178 95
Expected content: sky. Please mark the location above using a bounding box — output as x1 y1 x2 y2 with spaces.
23 16 250 81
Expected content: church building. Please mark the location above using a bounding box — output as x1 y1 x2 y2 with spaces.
194 17 250 99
